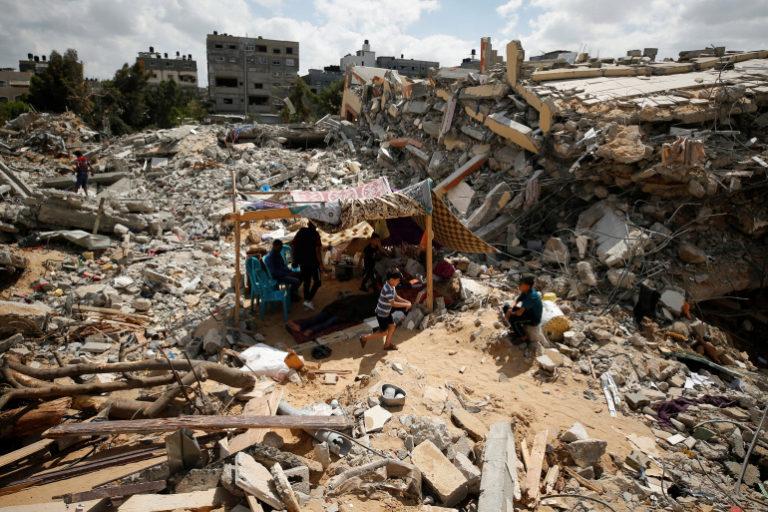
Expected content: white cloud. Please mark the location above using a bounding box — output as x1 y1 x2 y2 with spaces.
0 0 468 84
496 0 523 37
501 0 768 60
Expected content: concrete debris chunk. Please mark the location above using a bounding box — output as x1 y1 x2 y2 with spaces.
561 422 589 443
567 439 607 467
411 440 468 507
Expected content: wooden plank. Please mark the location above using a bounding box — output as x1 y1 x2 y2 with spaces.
434 155 487 194
118 488 228 512
225 208 297 223
524 429 548 503
60 481 167 504
0 500 103 512
519 437 530 472
44 415 353 438
245 496 264 512
563 466 604 493
543 465 559 494
227 388 283 454
0 438 54 471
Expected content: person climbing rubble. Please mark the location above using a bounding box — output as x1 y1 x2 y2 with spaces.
264 239 301 301
503 273 543 342
290 221 324 310
360 269 411 351
72 150 92 196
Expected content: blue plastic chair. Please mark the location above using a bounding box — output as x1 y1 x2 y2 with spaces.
246 256 291 321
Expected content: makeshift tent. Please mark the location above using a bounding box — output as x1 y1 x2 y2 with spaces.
226 178 495 323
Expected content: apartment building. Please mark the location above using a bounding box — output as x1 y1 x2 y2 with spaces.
375 55 439 78
302 65 343 94
206 32 299 121
136 47 198 89
18 53 50 75
0 69 33 103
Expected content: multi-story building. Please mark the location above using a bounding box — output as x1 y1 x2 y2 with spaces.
136 47 198 89
206 32 299 121
374 55 439 78
340 40 376 70
18 53 49 74
0 68 33 102
302 65 343 94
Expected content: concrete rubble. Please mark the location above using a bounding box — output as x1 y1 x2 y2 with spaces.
0 39 767 512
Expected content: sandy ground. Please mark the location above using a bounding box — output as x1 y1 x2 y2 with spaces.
0 274 653 510
0 246 68 301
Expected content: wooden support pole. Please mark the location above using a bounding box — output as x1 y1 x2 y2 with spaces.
425 214 434 312
43 414 354 438
92 197 106 235
234 220 242 327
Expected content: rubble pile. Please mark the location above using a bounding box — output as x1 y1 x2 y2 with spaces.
0 41 767 512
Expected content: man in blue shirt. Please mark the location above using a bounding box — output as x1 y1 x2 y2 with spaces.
264 240 301 301
503 274 543 341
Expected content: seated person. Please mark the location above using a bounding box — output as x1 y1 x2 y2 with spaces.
503 273 543 342
264 239 301 301
287 293 379 338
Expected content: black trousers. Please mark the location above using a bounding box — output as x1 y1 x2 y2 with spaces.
507 312 538 338
300 265 321 301
361 265 376 290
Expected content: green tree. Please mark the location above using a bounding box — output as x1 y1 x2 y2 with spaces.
281 77 316 122
28 49 90 114
144 79 184 128
316 78 343 117
0 100 32 125
111 61 149 129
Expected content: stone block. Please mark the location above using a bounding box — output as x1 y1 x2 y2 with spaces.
625 392 650 411
566 439 607 468
411 440 468 506
450 407 489 441
561 422 589 443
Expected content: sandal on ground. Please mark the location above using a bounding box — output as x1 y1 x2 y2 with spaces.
383 345 398 351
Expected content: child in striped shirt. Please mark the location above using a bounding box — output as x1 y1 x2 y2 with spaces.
360 270 411 351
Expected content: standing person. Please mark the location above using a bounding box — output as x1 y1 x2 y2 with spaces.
291 221 324 310
360 270 411 351
264 240 301 301
360 233 382 292
72 150 92 196
503 274 543 342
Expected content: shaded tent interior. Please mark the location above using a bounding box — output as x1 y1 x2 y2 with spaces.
224 179 496 324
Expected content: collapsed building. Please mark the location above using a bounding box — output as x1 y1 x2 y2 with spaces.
0 40 767 512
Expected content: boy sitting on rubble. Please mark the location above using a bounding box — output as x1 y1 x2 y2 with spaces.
360 270 412 351
503 273 543 342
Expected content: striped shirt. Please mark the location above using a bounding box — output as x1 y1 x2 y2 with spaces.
375 282 396 317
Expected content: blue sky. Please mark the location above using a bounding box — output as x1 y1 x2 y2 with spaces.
1 0 766 82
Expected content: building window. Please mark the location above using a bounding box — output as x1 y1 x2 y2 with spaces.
246 44 255 51
215 77 238 87
249 96 269 105
285 58 295 66
286 47 293 55
257 45 267 52
272 59 281 66
214 44 223 49
273 48 281 54
228 58 237 63
272 72 281 78
222 98 233 104
228 44 237 50
254 83 263 89
258 56 267 64
215 56 225 62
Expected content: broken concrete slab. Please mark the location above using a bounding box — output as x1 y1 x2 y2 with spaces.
459 83 509 100
560 422 589 443
363 404 392 433
411 440 468 507
478 422 517 512
450 407 489 441
566 439 607 468
435 155 487 193
465 182 512 231
41 171 128 190
483 113 539 154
